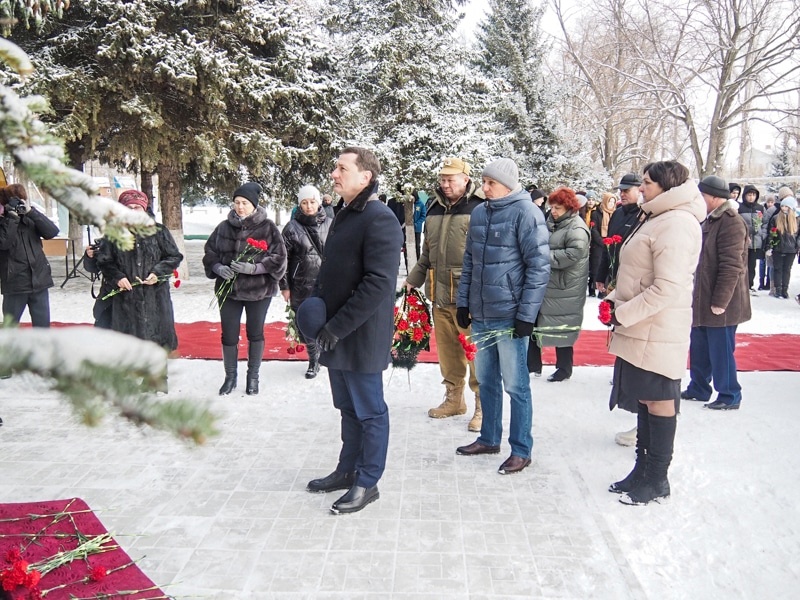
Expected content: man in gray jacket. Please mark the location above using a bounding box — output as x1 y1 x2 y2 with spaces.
454 158 550 475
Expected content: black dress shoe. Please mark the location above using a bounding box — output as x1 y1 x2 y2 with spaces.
307 470 356 493
547 369 571 382
330 485 379 514
680 390 708 402
705 400 740 410
456 441 501 455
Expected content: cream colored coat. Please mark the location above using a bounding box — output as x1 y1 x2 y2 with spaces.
606 180 706 379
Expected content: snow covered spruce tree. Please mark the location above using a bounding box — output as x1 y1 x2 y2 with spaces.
326 0 489 188
0 35 217 443
325 0 491 264
473 0 562 186
6 0 340 237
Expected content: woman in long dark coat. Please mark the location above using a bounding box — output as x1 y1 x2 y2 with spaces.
96 190 182 350
280 185 330 379
203 182 287 396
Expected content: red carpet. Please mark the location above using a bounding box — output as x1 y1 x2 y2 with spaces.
0 498 165 599
43 322 799 371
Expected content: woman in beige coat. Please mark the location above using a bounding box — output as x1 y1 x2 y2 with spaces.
604 161 706 506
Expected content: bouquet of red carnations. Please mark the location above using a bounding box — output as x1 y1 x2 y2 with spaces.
391 288 432 370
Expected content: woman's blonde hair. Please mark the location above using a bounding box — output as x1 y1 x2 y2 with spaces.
776 208 798 236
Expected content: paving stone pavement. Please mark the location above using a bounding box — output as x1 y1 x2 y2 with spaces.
0 360 654 600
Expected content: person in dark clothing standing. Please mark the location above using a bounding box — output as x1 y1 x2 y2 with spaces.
682 176 750 410
280 184 330 379
304 146 402 515
737 185 764 293
96 190 183 351
595 173 642 298
83 239 114 328
203 182 287 395
0 184 60 327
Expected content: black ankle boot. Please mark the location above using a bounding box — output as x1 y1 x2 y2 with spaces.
610 403 650 493
246 341 264 396
620 412 676 505
305 343 320 379
219 345 238 395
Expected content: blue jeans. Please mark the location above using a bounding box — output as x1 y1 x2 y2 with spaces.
686 325 742 405
328 369 389 488
472 319 533 458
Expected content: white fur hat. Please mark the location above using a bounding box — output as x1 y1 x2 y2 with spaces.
297 184 321 203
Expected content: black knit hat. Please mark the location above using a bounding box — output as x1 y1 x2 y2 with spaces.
698 176 731 199
232 182 262 209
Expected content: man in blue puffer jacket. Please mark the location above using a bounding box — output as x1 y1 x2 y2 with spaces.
455 158 550 475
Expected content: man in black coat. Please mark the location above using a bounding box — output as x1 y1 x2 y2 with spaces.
306 146 403 514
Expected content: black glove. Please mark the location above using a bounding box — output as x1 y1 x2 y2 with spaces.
213 263 235 280
513 319 535 339
4 197 21 217
230 261 257 275
610 313 621 327
316 325 339 352
456 307 471 329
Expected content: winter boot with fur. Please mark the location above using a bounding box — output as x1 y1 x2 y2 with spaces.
428 385 467 418
468 393 482 432
619 412 676 505
219 345 238 395
609 404 650 493
246 341 264 395
305 342 320 379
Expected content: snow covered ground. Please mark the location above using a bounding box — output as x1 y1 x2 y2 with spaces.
3 207 800 598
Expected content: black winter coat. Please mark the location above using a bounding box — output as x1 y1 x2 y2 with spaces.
280 208 330 311
96 225 183 350
314 185 403 373
203 207 287 301
594 203 641 285
0 207 60 295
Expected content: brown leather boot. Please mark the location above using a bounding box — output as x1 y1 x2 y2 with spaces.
428 385 467 418
468 393 482 432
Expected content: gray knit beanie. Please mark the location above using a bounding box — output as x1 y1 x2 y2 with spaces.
481 158 519 191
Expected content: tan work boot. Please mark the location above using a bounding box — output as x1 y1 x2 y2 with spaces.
428 386 467 418
468 394 482 432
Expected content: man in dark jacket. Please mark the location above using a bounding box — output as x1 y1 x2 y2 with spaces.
737 184 764 293
0 184 60 327
682 176 751 410
595 173 642 297
306 146 403 514
455 158 549 475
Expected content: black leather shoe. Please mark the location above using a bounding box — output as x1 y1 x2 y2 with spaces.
705 400 740 410
307 470 356 493
547 369 571 382
456 441 501 455
330 485 379 514
680 390 708 402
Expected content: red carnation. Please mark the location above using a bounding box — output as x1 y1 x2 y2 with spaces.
28 589 43 600
174 279 181 289
598 300 613 326
397 319 409 332
89 565 108 582
590 221 595 227
3 548 21 564
287 347 296 355
458 333 468 345
296 345 305 353
412 328 424 342
603 237 613 246
24 570 41 588
173 269 179 278
612 234 623 244
423 323 432 333
393 306 399 316
771 227 778 233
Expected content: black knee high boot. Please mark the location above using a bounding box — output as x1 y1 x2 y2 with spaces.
246 341 264 395
219 345 238 395
620 411 675 505
609 402 649 493
305 341 320 379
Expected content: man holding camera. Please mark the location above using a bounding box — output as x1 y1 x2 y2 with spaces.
0 183 60 327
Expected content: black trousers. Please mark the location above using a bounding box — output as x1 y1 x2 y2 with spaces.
2 289 50 327
772 252 795 296
746 249 758 289
527 343 574 376
219 297 271 346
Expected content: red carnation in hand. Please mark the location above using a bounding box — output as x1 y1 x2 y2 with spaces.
598 300 613 326
612 234 623 244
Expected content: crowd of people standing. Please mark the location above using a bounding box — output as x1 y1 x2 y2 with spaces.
0 151 798 513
